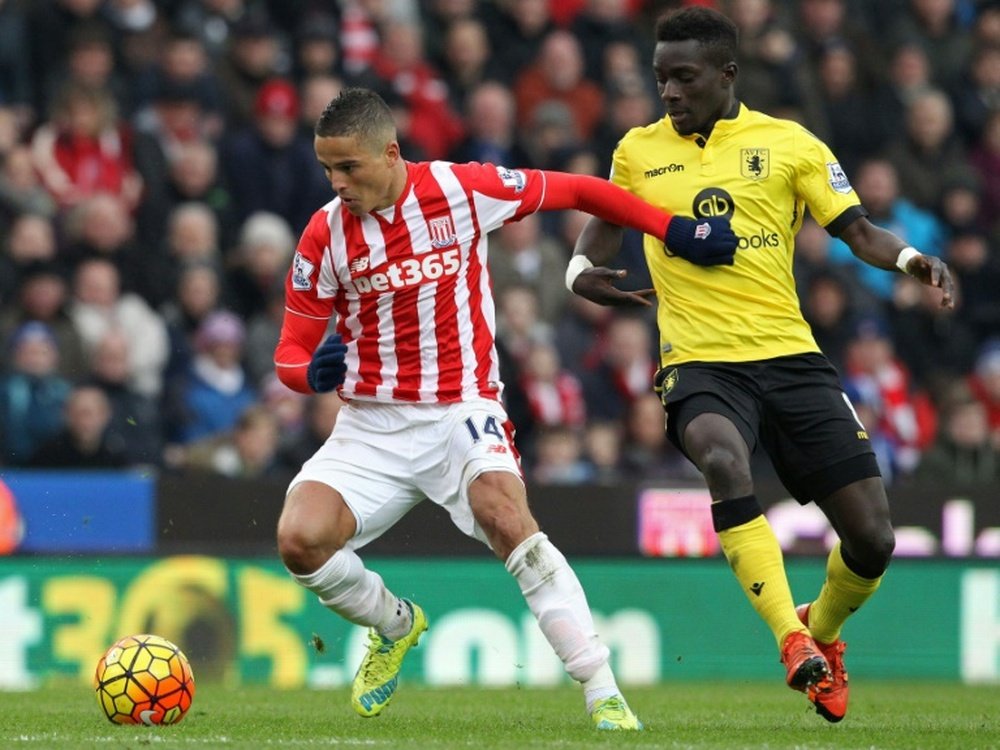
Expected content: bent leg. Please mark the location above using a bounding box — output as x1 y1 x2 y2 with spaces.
277 480 404 632
683 414 806 651
810 477 895 642
469 471 635 722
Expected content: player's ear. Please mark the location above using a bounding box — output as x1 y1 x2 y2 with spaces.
721 61 738 87
384 140 401 165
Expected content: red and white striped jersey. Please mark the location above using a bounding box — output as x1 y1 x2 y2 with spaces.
281 160 548 404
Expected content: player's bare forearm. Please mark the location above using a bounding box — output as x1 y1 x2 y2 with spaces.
575 215 625 265
568 216 654 307
839 217 955 309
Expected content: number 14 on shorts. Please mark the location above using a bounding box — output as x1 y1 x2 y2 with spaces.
464 415 507 446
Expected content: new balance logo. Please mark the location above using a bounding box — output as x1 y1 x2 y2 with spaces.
750 582 765 596
644 164 685 178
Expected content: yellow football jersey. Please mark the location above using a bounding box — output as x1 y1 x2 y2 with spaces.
610 103 864 365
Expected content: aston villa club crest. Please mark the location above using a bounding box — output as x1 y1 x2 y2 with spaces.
741 148 769 180
427 216 457 249
291 252 315 291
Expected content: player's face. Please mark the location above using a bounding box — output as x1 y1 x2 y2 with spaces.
653 39 736 137
314 133 402 215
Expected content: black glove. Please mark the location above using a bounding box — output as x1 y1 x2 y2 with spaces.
306 334 348 393
664 216 738 266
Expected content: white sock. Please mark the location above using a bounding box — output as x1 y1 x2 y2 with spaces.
291 548 398 629
505 532 610 683
582 662 621 712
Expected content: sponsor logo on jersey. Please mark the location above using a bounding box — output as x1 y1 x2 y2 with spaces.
427 215 458 249
741 148 769 180
291 252 315 291
345 248 462 295
692 187 734 219
495 166 526 192
643 163 685 178
827 161 852 193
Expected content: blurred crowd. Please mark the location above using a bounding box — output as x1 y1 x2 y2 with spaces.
0 0 998 490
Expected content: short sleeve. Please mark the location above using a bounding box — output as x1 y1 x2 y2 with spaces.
792 126 863 229
609 139 633 192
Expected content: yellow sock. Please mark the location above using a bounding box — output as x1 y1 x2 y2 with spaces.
716 513 804 650
808 542 882 644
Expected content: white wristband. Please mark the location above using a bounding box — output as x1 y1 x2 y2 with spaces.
565 255 594 292
895 246 921 275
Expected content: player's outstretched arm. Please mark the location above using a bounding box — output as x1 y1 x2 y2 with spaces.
838 217 955 309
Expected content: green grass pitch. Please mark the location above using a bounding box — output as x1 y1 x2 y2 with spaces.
1 682 998 749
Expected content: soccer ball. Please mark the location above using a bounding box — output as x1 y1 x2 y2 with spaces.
94 634 195 725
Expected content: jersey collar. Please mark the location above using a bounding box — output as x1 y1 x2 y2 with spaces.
374 161 414 224
674 101 746 146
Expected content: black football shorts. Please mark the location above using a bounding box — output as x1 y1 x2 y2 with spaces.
655 352 880 505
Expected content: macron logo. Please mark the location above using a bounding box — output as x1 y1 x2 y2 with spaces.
694 222 712 240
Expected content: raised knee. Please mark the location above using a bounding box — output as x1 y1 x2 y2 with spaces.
698 445 751 491
277 516 338 575
845 525 895 577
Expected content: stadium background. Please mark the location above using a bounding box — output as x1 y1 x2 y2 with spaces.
0 0 998 690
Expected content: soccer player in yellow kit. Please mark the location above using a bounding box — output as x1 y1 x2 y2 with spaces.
567 7 954 723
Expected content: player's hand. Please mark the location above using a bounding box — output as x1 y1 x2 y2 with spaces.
663 216 738 266
570 267 656 307
306 334 348 392
902 253 956 310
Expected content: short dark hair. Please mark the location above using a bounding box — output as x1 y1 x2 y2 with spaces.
655 7 738 69
315 87 396 146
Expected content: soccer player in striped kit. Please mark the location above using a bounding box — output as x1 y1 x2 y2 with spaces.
274 88 737 729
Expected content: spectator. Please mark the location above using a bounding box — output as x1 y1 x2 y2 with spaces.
292 14 342 84
842 316 937 475
531 425 592 484
944 230 1000 343
968 110 1000 234
889 274 978 391
226 211 295 319
69 256 169 397
371 20 465 160
489 213 569 327
164 139 238 249
0 213 60 307
968 339 1000 447
0 322 72 465
161 261 225 381
182 404 284 478
801 269 857 375
221 79 329 233
892 0 973 89
448 82 531 167
31 82 143 210
215 12 287 128
0 261 88 380
568 0 645 86
165 309 256 444
580 314 657 423
520 339 587 431
278 390 344 471
619 391 693 482
439 17 499 113
582 420 624 485
513 30 605 141
729 0 801 116
0 0 31 117
298 73 343 139
0 145 58 224
951 44 1000 146
483 0 554 87
885 88 969 211
917 383 999 484
30 384 129 468
87 328 164 466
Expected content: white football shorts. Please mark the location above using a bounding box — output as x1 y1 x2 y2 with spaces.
287 398 523 550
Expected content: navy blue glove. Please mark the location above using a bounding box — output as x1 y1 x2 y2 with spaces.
306 334 348 393
664 216 738 266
